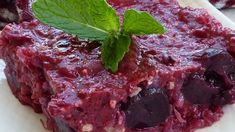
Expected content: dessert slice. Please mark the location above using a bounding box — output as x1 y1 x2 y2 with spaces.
1 0 235 132
0 0 18 29
210 0 235 9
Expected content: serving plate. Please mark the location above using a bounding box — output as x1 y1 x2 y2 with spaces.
221 9 235 23
0 0 235 131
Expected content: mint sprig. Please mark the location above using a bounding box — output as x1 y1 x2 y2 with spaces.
123 9 165 35
101 34 131 72
32 0 119 40
32 0 165 72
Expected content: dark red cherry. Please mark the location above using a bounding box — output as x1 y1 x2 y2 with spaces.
121 85 170 129
182 74 220 104
184 48 235 105
205 49 235 78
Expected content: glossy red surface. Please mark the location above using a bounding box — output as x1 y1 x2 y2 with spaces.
1 0 235 132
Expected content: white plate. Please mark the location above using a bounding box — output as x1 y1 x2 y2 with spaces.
222 9 235 23
0 0 235 132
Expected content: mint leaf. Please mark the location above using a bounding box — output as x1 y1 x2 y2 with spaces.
32 0 166 73
123 9 165 35
32 0 119 40
101 34 131 72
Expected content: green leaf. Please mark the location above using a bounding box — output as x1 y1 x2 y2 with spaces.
123 9 165 35
101 34 131 72
32 0 166 73
32 0 120 40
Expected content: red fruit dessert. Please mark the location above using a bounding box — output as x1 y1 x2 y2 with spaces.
1 0 235 132
210 0 235 9
0 0 18 29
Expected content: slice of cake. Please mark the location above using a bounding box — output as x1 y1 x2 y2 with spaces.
210 0 235 9
1 0 235 131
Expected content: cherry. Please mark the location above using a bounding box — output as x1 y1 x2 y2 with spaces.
121 84 170 129
182 74 220 104
184 48 235 105
205 49 235 79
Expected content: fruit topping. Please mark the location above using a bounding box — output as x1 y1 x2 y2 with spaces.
121 84 170 129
